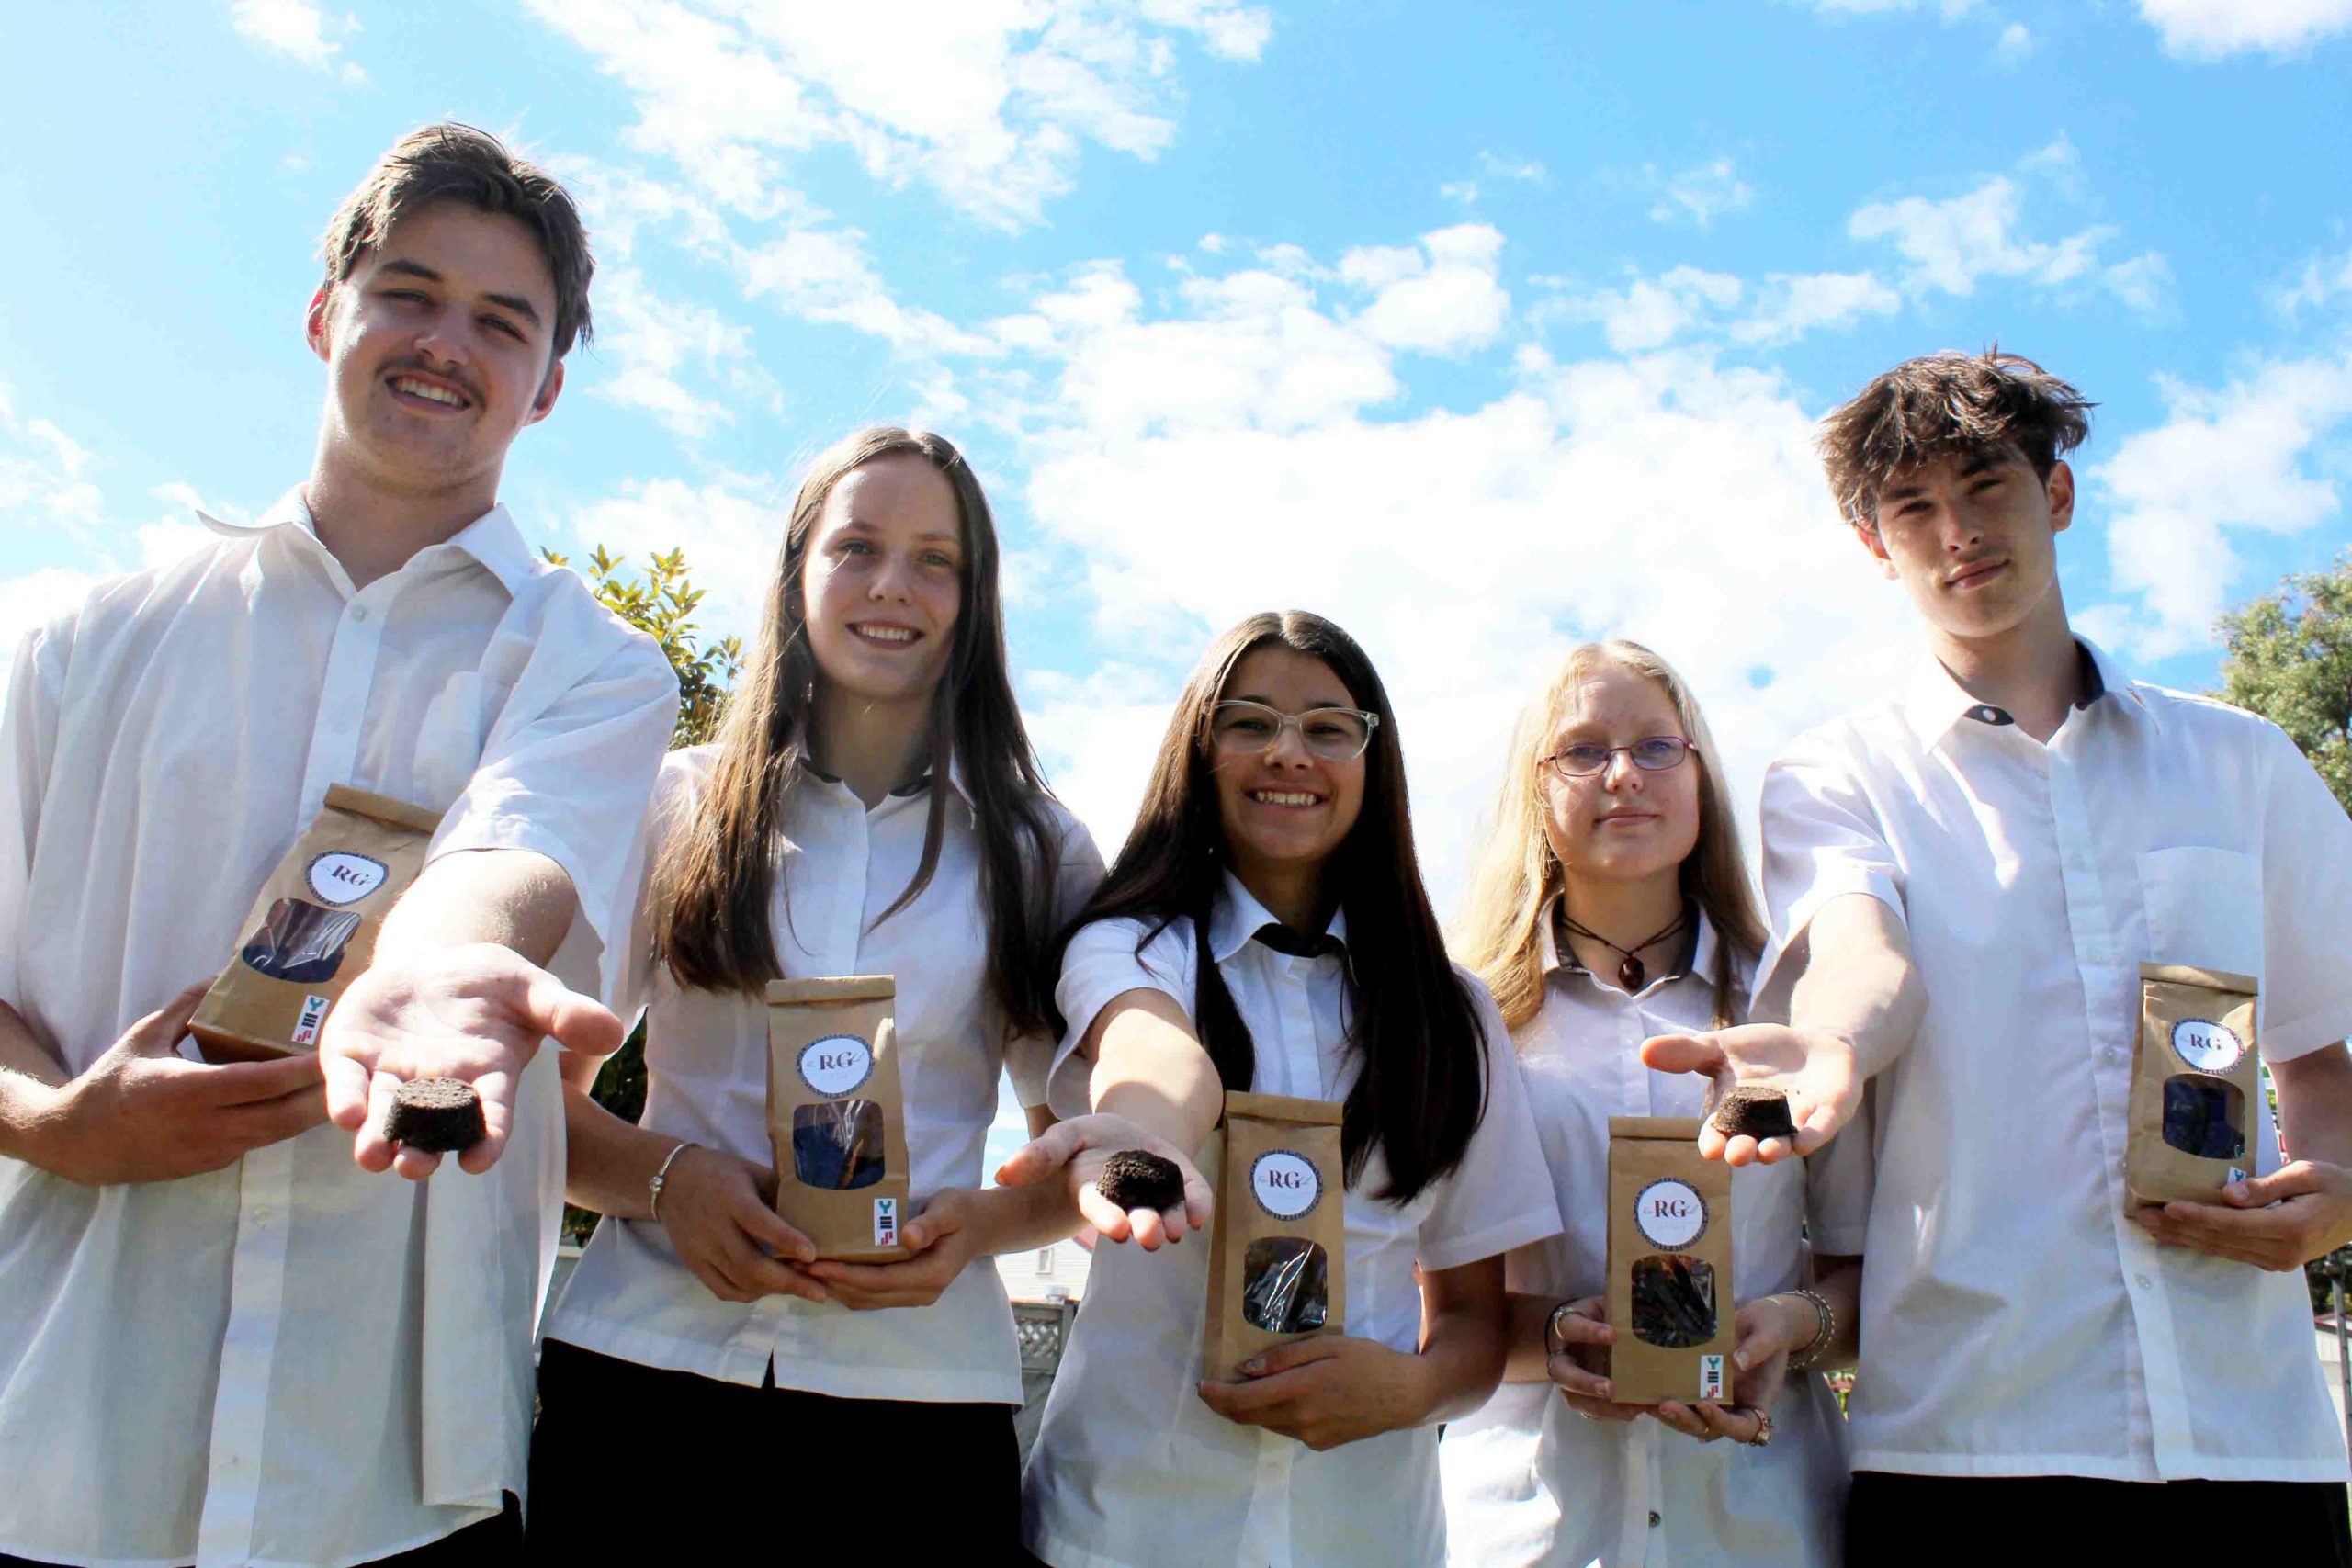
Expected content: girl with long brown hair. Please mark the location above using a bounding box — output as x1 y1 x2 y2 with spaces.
1440 640 1863 1566
1004 610 1561 1567
526 427 1147 1557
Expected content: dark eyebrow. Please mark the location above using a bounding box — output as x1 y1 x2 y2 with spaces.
841 518 962 545
378 259 542 326
1227 693 1356 710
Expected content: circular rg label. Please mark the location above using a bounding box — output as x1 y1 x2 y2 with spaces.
1634 1178 1708 1248
797 1034 874 1097
306 851 389 907
2171 1019 2245 1073
1250 1150 1323 1219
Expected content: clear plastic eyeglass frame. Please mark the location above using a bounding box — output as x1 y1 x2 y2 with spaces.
1542 736 1694 778
1209 699 1381 761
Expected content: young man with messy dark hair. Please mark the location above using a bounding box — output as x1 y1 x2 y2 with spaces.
0 124 675 1565
1646 350 2352 1562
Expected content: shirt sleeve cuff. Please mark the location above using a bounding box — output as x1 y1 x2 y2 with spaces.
2257 996 2352 1064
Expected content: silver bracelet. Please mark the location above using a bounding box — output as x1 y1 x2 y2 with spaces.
1785 1287 1836 1371
649 1141 694 1224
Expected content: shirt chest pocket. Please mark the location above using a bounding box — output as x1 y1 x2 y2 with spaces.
2138 845 2264 981
409 640 526 807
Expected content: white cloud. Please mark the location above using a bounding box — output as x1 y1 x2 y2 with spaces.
589 266 780 440
992 242 1922 893
1580 268 1744 355
1341 224 1511 355
1848 145 2167 313
2277 248 2352 316
1479 151 1548 184
2135 0 2352 58
1995 20 2034 60
230 0 365 82
568 475 790 631
1732 270 1904 345
1648 156 1754 228
2089 350 2352 658
742 228 997 354
522 0 1268 231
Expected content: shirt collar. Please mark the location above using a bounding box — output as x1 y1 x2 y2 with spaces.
199 488 538 598
1899 634 2155 751
1541 897 1717 991
798 753 977 816
1208 869 1349 964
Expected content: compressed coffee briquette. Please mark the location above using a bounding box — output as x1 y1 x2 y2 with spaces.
1710 1085 1798 1141
1629 1253 1717 1348
2162 1076 2245 1161
1096 1149 1186 1213
1242 1237 1329 1335
792 1100 888 1190
382 1077 486 1154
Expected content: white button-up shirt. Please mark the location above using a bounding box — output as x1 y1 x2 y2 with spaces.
546 744 1104 1404
1441 915 1857 1567
1023 874 1563 1568
1761 637 2352 1483
0 490 675 1567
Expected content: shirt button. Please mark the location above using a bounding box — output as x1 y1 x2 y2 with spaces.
350 605 370 624
1649 1511 1662 1527
2134 1272 2153 1291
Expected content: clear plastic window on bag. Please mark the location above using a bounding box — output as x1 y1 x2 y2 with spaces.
1630 1254 1717 1348
792 1100 887 1190
1242 1237 1329 1334
238 897 363 985
2162 1075 2246 1160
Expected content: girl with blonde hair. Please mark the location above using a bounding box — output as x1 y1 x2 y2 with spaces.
1442 639 1864 1566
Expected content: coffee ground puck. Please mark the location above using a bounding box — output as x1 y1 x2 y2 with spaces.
383 1077 487 1153
1710 1085 1799 1141
1097 1149 1185 1213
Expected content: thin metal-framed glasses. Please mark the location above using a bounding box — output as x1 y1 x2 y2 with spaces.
1210 700 1381 761
1542 736 1693 778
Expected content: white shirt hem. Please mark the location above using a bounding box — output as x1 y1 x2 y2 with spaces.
1850 1449 2352 1483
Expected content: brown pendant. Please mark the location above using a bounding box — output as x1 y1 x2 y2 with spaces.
1619 955 1645 991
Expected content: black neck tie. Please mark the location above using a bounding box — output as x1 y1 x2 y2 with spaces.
1252 922 1343 960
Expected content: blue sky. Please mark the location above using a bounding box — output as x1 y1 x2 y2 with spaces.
6 2 2351 898
7 0 2348 1168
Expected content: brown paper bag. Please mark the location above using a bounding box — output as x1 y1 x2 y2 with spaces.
1605 1115 1736 1405
765 976 910 1261
189 784 444 1063
2128 963 2261 1205
1202 1090 1347 1381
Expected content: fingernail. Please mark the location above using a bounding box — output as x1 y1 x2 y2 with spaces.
1238 1357 1264 1376
1597 1382 1611 1397
2226 1183 2250 1201
1734 1352 1751 1371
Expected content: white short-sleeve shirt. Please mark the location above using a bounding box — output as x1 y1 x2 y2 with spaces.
1763 637 2352 1483
1021 873 1563 1568
1441 913 1857 1567
544 744 1104 1404
0 491 677 1568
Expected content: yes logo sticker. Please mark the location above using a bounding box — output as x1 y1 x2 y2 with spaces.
2171 1019 2245 1073
798 1035 874 1097
306 852 389 907
1635 1178 1708 1248
1250 1150 1322 1219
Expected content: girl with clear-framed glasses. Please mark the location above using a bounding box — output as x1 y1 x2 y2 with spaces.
1000 610 1562 1568
1441 639 1864 1566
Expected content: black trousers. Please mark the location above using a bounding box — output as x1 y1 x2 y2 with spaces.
0 1495 519 1568
526 1338 1027 1562
1847 1470 2352 1567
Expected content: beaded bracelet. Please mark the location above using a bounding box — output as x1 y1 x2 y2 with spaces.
1785 1287 1836 1371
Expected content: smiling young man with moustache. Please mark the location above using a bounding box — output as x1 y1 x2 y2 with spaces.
1644 350 2352 1562
0 125 675 1565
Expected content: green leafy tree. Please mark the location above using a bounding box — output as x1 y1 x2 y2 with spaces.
543 546 741 1240
2214 553 2352 1314
2217 551 2352 814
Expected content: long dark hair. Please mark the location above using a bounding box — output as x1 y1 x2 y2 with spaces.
1061 611 1487 1203
655 426 1062 1036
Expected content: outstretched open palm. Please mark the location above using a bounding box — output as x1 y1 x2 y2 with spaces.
1640 1024 1859 1164
321 942 625 1178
